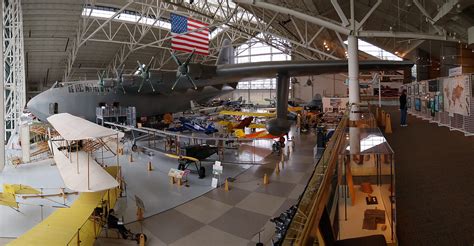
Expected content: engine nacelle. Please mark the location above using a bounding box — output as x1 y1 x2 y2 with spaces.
266 118 291 136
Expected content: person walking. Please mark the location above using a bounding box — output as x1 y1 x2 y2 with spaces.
399 89 408 127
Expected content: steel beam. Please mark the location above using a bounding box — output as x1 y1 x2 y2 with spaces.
3 0 26 149
0 0 4 172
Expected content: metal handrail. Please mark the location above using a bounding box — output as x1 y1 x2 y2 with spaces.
282 112 348 245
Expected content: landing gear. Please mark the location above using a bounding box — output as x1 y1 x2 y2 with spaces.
198 166 206 179
131 144 138 152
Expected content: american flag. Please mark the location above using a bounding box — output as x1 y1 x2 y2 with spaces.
170 13 209 56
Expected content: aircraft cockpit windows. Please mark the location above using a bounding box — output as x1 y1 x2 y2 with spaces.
75 84 85 93
49 103 58 115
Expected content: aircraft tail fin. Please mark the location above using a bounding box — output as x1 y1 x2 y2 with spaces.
216 39 234 65
190 100 199 111
234 129 246 138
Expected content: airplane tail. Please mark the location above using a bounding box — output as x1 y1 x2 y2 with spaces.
190 100 199 111
216 39 234 65
234 129 246 138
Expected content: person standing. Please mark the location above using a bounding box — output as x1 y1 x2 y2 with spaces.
399 89 408 127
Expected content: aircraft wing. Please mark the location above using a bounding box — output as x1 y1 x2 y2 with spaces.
47 113 120 192
161 59 412 91
211 60 413 83
219 110 275 117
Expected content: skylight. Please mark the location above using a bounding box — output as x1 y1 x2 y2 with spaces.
344 39 402 61
82 6 236 41
82 7 171 30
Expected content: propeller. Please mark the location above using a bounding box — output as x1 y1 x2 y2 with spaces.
165 153 199 163
170 49 198 90
136 56 155 92
97 70 106 93
114 64 126 94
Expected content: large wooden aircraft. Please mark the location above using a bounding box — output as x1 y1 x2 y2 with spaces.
27 39 413 136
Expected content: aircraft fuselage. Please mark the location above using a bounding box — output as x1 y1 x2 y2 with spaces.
27 82 233 122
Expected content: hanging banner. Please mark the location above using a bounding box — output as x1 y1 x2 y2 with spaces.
442 75 471 116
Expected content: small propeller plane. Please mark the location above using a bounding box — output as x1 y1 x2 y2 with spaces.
164 144 218 178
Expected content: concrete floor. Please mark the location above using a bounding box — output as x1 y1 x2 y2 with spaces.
95 130 319 245
384 107 474 246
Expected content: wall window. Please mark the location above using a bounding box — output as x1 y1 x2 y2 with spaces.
235 34 291 90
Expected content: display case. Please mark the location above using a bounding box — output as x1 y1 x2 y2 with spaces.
337 127 396 243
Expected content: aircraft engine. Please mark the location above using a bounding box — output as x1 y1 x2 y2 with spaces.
266 118 291 136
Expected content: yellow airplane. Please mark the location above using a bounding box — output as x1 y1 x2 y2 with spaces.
0 184 40 209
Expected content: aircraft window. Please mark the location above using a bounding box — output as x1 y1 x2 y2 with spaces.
68 85 74 93
85 84 91 92
93 87 99 93
75 84 84 93
49 103 58 114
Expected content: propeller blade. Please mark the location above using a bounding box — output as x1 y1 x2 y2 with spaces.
165 153 180 159
185 74 198 90
146 56 155 72
138 77 146 93
169 51 182 66
136 61 143 72
184 49 195 65
171 76 181 91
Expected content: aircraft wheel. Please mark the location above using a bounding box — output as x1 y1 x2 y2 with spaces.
178 163 185 171
131 144 138 152
198 167 206 179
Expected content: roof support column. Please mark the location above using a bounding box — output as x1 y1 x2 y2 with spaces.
348 34 361 154
0 0 4 172
347 35 360 119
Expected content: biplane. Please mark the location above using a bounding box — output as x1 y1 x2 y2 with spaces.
47 113 121 192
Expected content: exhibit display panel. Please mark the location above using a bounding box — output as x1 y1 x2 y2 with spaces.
407 74 474 136
322 97 350 113
336 127 396 243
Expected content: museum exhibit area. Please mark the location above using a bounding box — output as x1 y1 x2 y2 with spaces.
405 73 474 136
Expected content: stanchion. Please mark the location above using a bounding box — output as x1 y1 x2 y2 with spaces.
275 162 280 175
139 234 146 246
129 153 134 163
385 113 392 134
224 178 230 191
136 207 144 221
263 173 269 185
147 161 153 171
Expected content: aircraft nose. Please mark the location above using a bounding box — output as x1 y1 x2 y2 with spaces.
26 95 41 119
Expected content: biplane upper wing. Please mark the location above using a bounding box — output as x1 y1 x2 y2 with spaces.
47 113 120 192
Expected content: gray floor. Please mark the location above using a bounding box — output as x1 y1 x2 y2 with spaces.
95 130 319 246
0 158 78 237
108 143 259 223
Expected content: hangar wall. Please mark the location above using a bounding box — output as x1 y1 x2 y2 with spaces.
228 73 348 104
